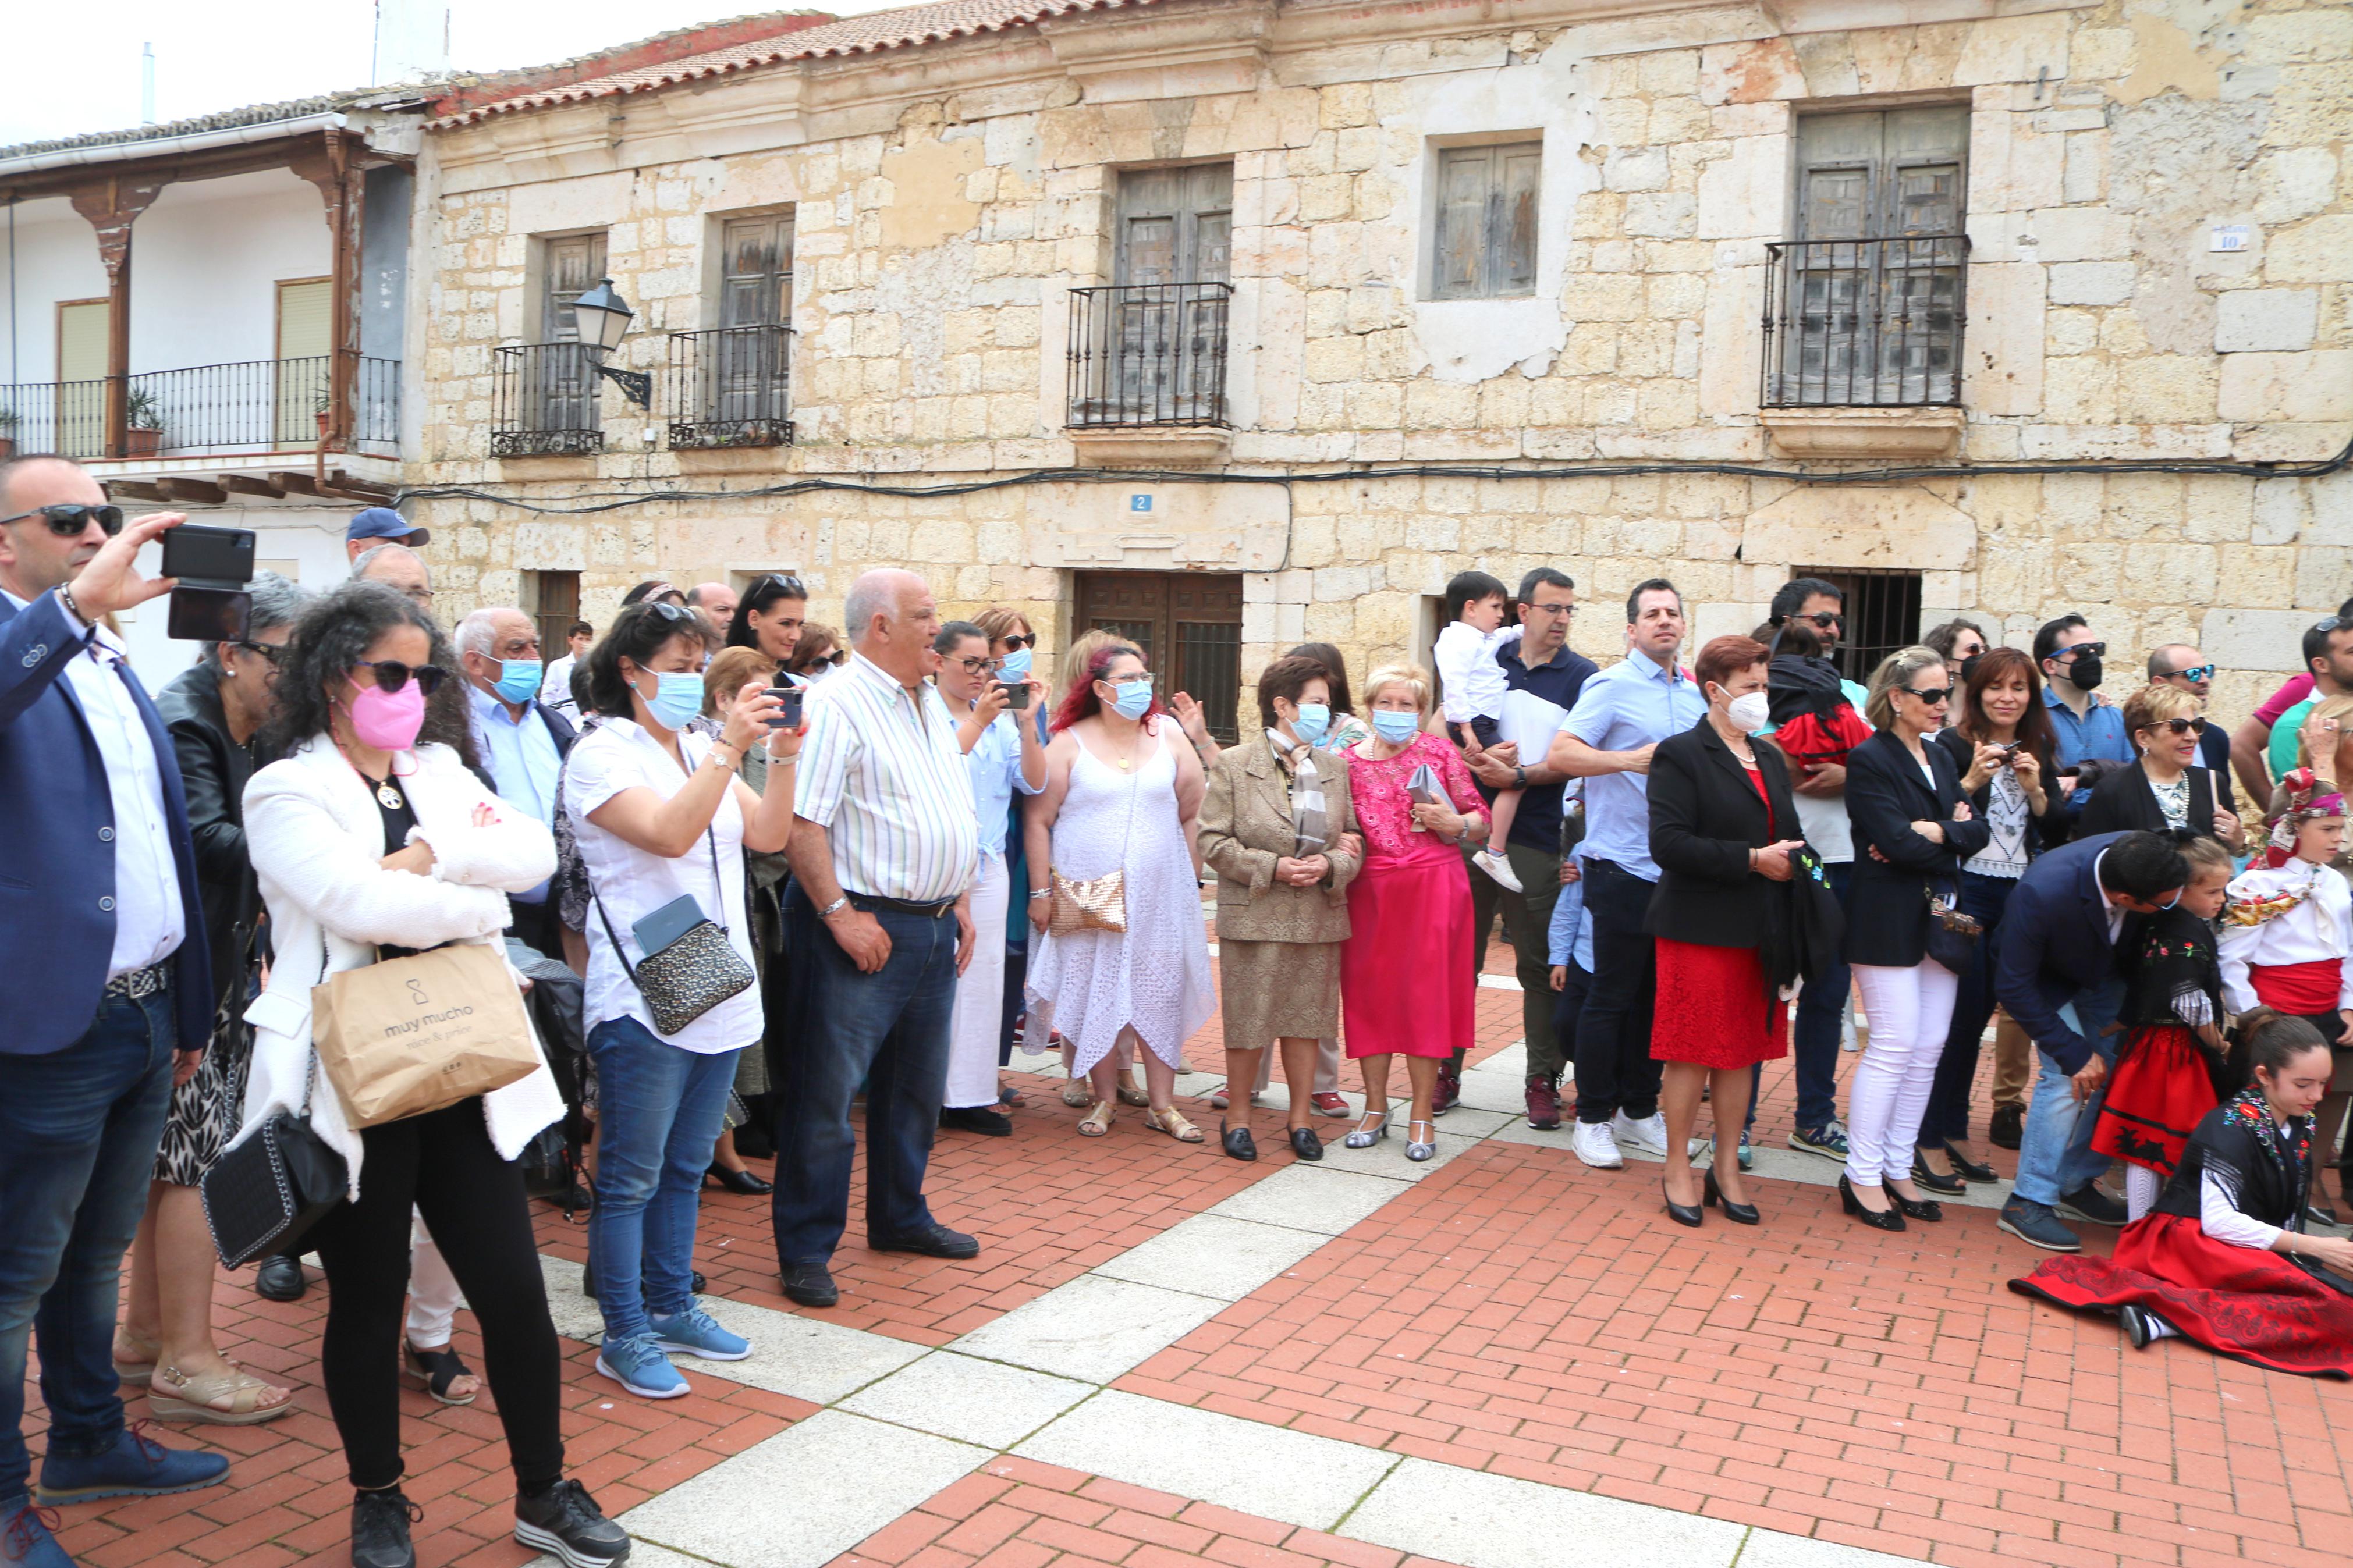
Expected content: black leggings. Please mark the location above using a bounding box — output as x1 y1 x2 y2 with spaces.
307 1099 565 1493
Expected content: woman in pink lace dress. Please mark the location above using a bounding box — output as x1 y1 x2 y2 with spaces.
1341 664 1492 1161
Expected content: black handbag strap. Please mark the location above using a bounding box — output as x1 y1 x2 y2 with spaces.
592 825 727 988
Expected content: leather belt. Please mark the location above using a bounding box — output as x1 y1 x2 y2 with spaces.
103 963 169 1000
851 893 957 919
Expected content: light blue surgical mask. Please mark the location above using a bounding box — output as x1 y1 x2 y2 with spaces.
1291 703 1330 746
1371 709 1420 745
998 648 1032 681
640 670 704 731
492 659 543 705
1109 677 1154 720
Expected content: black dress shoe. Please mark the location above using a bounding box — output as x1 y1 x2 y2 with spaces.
1892 1189 1944 1222
1704 1168 1759 1225
1910 1153 1967 1197
255 1253 306 1303
1663 1179 1702 1228
781 1260 840 1307
1988 1103 2025 1150
939 1106 1014 1137
1220 1119 1257 1162
706 1165 775 1195
1840 1175 1907 1232
1942 1139 1999 1183
870 1222 980 1260
1288 1126 1324 1162
350 1486 422 1568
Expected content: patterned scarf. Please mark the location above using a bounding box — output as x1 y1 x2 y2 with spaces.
2221 1083 2311 1185
1268 730 1329 859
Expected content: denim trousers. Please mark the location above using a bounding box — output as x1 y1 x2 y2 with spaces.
587 1015 742 1343
1918 870 2018 1146
1787 859 1854 1133
0 985 176 1506
772 889 959 1265
2011 976 2128 1207
1570 859 1662 1125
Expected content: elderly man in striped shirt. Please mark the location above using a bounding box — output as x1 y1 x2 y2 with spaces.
772 568 984 1308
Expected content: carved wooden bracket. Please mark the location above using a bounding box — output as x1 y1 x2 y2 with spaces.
67 176 167 277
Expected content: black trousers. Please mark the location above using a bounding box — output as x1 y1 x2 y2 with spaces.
308 1099 565 1493
503 898 565 965
1571 859 1663 1125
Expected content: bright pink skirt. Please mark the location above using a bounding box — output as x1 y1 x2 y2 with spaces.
1340 845 1475 1061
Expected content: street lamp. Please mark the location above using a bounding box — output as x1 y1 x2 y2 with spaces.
569 277 652 408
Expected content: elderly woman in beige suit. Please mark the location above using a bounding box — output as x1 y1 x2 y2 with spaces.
1199 654 1364 1164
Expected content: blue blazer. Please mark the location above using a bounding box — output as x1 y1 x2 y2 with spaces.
0 591 212 1055
1992 830 2135 1076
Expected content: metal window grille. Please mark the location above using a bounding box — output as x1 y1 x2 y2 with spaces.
1066 282 1232 428
1796 567 1925 687
1761 236 1968 407
667 325 793 450
492 343 604 458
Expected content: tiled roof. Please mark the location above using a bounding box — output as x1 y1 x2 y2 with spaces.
436 0 1161 126
0 87 413 165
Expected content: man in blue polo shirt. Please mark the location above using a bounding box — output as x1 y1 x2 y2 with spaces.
1548 579 1707 1169
2035 614 2130 824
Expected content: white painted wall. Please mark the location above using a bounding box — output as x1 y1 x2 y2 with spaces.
0 196 108 388
118 508 354 687
132 169 332 372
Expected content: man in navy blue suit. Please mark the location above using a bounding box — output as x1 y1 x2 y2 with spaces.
0 456 230 1566
1992 829 2188 1254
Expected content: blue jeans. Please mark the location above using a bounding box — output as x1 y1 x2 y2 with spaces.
1786 859 1854 1133
0 986 177 1505
1919 870 2017 1145
2011 977 2127 1207
586 1016 741 1343
772 889 959 1264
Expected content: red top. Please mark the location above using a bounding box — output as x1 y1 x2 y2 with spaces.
1741 756 1775 839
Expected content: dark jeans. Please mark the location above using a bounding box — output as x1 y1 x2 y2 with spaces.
0 984 176 1506
585 1016 740 1343
1571 859 1662 1125
307 1099 563 1493
1552 959 1590 1110
1919 870 2018 1146
999 944 1027 1068
772 888 960 1264
1466 842 1564 1079
1787 859 1854 1132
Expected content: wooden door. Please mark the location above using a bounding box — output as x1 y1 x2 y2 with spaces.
274 278 332 446
539 233 606 431
1073 570 1244 744
55 299 109 458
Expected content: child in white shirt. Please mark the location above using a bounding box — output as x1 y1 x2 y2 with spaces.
1433 570 1527 893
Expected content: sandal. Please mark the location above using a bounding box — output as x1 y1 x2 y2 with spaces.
113 1328 161 1389
1060 1080 1093 1108
998 1080 1025 1107
1077 1100 1115 1137
148 1362 293 1425
1115 1075 1151 1108
400 1339 481 1406
1145 1106 1204 1143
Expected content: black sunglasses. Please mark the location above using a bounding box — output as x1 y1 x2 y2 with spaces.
2056 641 2108 661
0 503 125 538
1898 685 1953 705
353 659 449 697
1797 611 1843 628
644 600 697 626
233 641 290 667
998 632 1037 650
757 574 808 599
2148 716 2210 737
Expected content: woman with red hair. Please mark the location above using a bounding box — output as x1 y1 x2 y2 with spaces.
1024 642 1217 1137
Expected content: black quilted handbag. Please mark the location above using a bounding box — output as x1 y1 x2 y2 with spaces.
200 1058 348 1269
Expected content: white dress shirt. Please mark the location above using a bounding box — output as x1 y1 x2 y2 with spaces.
540 654 579 715
966 707 1044 859
2218 859 2353 1014
5 589 184 978
794 652 979 904
467 681 563 902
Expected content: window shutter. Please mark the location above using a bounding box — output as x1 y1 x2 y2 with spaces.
1432 147 1489 300
1494 145 1542 296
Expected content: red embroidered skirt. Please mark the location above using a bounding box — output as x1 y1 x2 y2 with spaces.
1650 938 1788 1070
2011 1213 2353 1378
2091 1025 2217 1179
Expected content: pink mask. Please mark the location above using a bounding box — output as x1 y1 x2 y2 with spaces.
347 679 426 752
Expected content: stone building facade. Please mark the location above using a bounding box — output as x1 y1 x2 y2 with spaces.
410 0 2351 726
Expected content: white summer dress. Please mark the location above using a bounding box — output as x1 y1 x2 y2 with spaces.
1025 724 1216 1076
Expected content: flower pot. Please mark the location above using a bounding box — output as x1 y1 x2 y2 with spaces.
315 411 330 438
125 426 164 457
0 438 15 460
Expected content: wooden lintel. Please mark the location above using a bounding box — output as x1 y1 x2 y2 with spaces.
105 481 166 502
156 477 228 504
268 471 322 496
221 474 286 498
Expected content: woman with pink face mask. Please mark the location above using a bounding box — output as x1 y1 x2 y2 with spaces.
235 580 632 1568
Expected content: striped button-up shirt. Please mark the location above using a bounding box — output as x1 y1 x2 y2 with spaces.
794 650 979 904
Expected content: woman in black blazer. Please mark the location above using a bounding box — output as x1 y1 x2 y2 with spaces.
2078 683 2249 852
1839 648 1990 1233
1644 636 1807 1228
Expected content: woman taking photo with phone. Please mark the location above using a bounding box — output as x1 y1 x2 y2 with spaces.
565 600 800 1401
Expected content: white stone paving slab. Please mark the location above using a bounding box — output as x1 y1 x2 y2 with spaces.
1342 1456 1748 1568
842 1350 1094 1449
537 1254 604 1343
949 1272 1230 1383
1092 1213 1330 1301
1207 1165 1403 1236
1016 1389 1399 1531
621 1410 988 1568
1734 1528 1929 1567
688 1296 931 1404
1311 1126 1485 1181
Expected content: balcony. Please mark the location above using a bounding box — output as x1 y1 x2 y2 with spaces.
1759 235 1968 459
0 356 400 462
667 325 793 450
1065 282 1233 465
492 342 604 458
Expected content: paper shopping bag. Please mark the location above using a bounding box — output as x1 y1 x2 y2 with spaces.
312 943 542 1129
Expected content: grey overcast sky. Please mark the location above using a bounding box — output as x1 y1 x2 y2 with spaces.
1 0 903 150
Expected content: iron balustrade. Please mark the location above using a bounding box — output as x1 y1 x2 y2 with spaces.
492 342 605 458
0 357 399 459
1760 235 1969 408
1066 282 1233 428
668 325 794 449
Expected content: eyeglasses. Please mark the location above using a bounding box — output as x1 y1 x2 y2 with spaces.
400 586 435 606
2056 641 2107 661
232 641 290 667
0 503 125 538
1523 601 1574 618
1795 611 1843 629
949 655 1000 676
1103 670 1152 686
352 659 449 697
2148 716 2210 737
997 632 1037 650
1898 685 1953 705
2160 664 2217 684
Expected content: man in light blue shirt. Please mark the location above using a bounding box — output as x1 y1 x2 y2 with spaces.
1547 579 1707 1170
2034 614 2130 818
458 606 576 958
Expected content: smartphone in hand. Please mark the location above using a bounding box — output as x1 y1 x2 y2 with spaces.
765 685 803 728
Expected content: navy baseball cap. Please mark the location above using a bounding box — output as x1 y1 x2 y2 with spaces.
347 507 428 547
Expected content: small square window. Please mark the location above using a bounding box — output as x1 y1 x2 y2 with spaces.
1430 142 1541 300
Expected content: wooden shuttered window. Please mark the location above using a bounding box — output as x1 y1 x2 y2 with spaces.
1431 143 1541 300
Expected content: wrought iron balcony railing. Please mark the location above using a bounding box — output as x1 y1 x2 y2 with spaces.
667 325 793 450
0 356 399 460
1066 282 1233 429
1761 235 1969 408
492 342 605 458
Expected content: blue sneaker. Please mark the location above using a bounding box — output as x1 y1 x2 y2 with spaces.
2 1499 73 1568
36 1427 228 1505
650 1303 751 1362
1788 1119 1850 1162
1737 1129 1755 1172
594 1333 690 1399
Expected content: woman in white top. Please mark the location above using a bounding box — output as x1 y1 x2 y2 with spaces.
236 581 626 1568
563 600 799 1401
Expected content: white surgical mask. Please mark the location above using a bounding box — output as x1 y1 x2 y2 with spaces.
1724 690 1772 734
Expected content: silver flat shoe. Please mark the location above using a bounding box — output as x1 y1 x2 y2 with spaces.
1344 1112 1389 1149
1406 1118 1436 1162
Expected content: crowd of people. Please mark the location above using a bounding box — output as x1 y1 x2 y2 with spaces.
5 448 2353 1568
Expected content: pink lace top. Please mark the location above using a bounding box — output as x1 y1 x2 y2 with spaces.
1347 731 1490 865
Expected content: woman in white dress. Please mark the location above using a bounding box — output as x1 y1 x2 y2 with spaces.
1025 641 1216 1139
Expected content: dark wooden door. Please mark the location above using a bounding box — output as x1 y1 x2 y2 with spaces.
1073 570 1244 744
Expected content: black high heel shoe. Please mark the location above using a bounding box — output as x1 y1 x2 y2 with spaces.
1840 1174 1907 1232
1942 1139 1998 1183
1909 1151 1967 1197
1663 1178 1702 1228
1704 1168 1759 1225
1220 1119 1257 1162
707 1165 774 1196
1890 1185 1943 1222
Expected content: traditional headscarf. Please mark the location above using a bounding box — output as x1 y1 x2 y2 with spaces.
2263 767 2346 869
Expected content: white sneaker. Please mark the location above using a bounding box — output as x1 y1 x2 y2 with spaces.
1612 1110 1670 1155
1471 848 1524 893
1572 1120 1624 1169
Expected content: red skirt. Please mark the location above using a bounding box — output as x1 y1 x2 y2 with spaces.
1650 938 1788 1069
1340 847 1475 1061
2011 1213 2353 1378
2091 1025 2217 1179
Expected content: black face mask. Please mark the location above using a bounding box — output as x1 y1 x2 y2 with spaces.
2068 653 2105 691
1958 652 1983 687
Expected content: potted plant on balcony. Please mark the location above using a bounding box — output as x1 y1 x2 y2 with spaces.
314 389 332 440
125 388 164 457
0 406 17 460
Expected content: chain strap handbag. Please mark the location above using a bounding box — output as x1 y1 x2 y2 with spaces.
594 827 756 1036
1925 879 1983 973
200 1048 348 1269
1050 745 1141 936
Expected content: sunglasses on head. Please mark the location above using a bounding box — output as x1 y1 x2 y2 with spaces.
644 600 697 626
757 574 807 599
352 659 449 698
2149 716 2210 737
0 503 125 538
2314 617 2352 635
